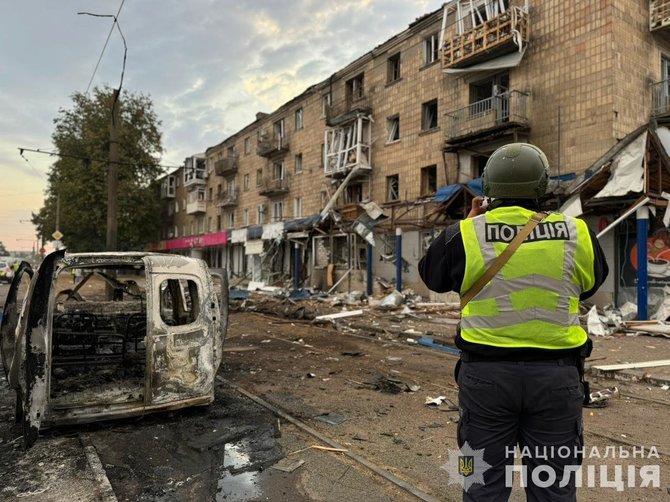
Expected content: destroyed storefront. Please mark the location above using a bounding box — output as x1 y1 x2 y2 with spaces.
561 123 670 318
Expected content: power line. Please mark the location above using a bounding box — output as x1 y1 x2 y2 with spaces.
80 0 126 95
18 147 181 171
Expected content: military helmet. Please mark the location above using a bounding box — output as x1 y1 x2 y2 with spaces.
482 143 550 199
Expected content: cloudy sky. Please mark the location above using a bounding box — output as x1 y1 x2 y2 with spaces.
0 0 443 252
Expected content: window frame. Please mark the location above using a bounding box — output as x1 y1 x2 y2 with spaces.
386 115 400 143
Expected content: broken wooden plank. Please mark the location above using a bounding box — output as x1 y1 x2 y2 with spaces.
314 310 364 321
592 359 670 371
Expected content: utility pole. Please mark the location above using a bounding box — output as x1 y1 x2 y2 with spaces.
55 195 61 250
106 88 120 252
106 89 120 300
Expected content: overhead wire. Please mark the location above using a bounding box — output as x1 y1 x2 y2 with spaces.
17 147 181 171
80 0 126 95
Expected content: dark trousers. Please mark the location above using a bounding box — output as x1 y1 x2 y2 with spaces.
457 360 584 502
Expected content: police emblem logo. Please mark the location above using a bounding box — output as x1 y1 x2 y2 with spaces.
442 441 492 492
458 455 474 477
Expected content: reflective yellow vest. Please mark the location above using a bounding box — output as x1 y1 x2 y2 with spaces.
459 206 595 350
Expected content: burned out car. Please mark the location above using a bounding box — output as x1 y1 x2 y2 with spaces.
0 250 228 447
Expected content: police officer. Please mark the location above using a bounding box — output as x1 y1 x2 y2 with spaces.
419 143 608 501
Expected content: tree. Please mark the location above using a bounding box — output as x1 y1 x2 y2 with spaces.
32 86 164 252
0 241 7 255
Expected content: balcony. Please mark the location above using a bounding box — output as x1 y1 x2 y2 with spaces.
186 200 206 214
441 4 529 69
259 177 290 197
651 0 670 31
444 90 529 143
651 79 670 116
326 96 372 127
217 190 238 208
257 133 290 158
324 115 373 178
214 155 238 176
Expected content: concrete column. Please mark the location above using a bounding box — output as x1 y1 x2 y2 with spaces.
395 228 402 292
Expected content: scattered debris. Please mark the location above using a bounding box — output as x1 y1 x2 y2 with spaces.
424 396 458 410
314 413 347 425
352 432 370 442
378 290 404 310
288 289 312 300
406 385 421 392
417 337 460 355
662 385 670 391
371 375 404 394
271 458 305 473
288 445 348 456
229 288 251 300
589 387 619 403
341 351 362 357
314 310 364 322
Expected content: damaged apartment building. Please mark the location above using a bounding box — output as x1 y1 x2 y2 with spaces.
154 0 670 312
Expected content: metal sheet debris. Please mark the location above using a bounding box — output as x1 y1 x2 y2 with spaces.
271 458 305 473
592 359 670 371
314 310 364 321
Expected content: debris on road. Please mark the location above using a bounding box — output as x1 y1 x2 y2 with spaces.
271 457 305 473
592 359 670 371
314 413 347 425
314 309 365 322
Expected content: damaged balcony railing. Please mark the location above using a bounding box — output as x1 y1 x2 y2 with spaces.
650 0 670 31
217 190 238 208
257 132 290 157
259 177 290 196
651 78 670 116
214 154 238 176
326 96 372 127
441 3 529 69
445 90 529 140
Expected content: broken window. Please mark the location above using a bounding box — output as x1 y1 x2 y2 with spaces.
347 73 365 101
472 155 489 178
273 161 285 180
50 264 148 407
322 93 331 116
273 118 285 141
160 278 200 326
387 53 401 83
273 201 283 222
294 197 302 218
332 235 349 267
421 165 437 195
421 99 438 130
469 73 509 116
386 174 400 202
424 32 439 64
295 108 304 130
294 153 303 174
244 137 251 155
344 183 363 204
387 115 400 142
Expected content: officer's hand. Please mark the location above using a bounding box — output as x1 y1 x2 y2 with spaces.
467 196 486 218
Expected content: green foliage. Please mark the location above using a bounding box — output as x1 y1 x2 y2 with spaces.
32 86 164 252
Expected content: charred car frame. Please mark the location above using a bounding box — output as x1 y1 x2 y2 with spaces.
0 250 228 447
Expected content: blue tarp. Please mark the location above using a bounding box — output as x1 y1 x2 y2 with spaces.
247 225 263 240
434 179 483 203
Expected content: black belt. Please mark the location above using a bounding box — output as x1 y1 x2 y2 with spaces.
460 352 577 366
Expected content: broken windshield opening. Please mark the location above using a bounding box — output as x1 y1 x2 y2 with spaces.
50 263 147 407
